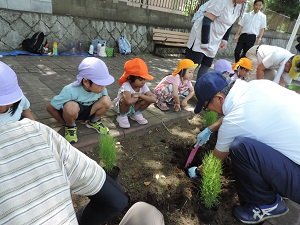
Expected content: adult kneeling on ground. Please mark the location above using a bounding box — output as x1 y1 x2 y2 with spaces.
188 70 300 224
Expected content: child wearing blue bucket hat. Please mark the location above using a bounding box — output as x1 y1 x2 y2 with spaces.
0 61 35 125
46 57 115 143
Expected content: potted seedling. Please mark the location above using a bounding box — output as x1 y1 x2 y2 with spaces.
199 151 222 224
99 134 119 180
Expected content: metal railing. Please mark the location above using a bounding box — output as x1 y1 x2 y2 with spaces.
120 0 299 34
119 0 208 15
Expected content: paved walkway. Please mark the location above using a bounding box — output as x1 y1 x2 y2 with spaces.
1 54 299 224
1 53 199 151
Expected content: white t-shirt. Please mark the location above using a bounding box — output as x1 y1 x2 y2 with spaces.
0 95 30 126
114 81 150 103
187 0 242 57
216 79 300 165
257 45 294 84
239 10 267 36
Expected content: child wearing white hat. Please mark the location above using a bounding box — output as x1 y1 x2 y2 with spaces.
0 61 35 125
46 57 114 143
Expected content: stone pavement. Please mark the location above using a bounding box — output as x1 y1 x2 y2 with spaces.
1 54 299 224
0 53 197 151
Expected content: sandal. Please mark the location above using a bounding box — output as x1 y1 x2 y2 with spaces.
157 102 169 111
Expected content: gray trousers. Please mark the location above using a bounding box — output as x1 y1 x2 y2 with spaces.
119 202 165 225
245 45 277 82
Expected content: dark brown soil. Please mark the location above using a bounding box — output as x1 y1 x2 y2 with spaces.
73 114 244 225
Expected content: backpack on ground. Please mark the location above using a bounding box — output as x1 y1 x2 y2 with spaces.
22 32 48 54
117 36 131 55
191 1 210 23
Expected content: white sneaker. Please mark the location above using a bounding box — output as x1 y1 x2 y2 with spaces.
130 113 148 125
116 115 130 128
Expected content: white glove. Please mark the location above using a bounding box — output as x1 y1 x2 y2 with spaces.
195 127 212 147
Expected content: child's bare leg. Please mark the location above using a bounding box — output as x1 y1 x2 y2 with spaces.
46 103 66 125
62 101 80 126
134 100 151 112
90 96 111 120
118 98 131 114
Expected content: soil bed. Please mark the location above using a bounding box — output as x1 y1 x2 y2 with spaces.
74 115 245 225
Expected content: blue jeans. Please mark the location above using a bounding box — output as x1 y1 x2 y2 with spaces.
230 137 300 205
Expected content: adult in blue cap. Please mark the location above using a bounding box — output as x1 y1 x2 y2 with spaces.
189 70 300 224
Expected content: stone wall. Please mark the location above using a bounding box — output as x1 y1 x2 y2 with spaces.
0 8 298 56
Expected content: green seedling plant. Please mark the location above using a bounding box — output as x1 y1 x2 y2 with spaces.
287 84 300 91
99 134 117 173
203 111 218 127
200 151 222 209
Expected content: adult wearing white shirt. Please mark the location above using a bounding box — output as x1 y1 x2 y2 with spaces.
234 0 267 62
189 71 300 224
186 0 246 80
245 44 300 86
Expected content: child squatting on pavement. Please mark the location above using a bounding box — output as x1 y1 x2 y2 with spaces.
46 57 114 143
0 61 35 125
188 70 300 224
113 58 157 129
231 57 253 81
154 59 196 112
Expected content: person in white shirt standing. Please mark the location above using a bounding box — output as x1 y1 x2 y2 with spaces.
234 0 267 62
186 0 247 80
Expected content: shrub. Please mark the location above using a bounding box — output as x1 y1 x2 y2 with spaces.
200 151 222 209
203 111 218 127
99 134 117 172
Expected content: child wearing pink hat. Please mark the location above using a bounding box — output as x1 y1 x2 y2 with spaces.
113 58 156 129
0 61 35 125
46 57 114 143
154 59 197 111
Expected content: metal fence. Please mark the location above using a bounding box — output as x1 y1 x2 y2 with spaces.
120 0 299 34
264 9 299 34
119 0 208 15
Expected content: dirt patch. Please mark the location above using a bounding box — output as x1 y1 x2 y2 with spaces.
74 115 244 225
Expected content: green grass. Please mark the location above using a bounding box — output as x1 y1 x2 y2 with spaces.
99 134 117 172
287 84 300 91
200 151 222 209
203 111 218 127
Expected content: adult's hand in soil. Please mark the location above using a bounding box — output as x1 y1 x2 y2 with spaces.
195 127 212 147
188 167 199 178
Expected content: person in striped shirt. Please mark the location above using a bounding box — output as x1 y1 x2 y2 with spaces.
0 118 128 225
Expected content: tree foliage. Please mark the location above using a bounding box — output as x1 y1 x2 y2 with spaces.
265 0 300 20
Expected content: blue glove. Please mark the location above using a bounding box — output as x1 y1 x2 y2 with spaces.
188 166 199 178
194 127 212 147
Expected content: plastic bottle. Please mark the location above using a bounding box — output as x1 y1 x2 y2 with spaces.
99 44 107 57
78 41 82 54
88 44 94 55
97 42 101 56
52 42 58 56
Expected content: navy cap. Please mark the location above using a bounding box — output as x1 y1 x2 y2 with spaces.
194 70 229 114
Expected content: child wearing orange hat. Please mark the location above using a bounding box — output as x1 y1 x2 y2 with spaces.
231 57 252 81
113 58 157 129
154 59 197 111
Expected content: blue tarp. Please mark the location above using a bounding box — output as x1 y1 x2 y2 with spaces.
0 50 90 57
